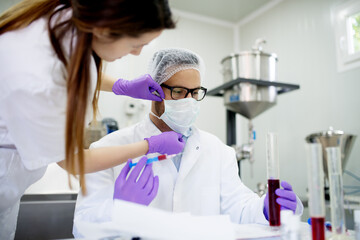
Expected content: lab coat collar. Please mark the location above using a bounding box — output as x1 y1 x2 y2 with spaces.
141 114 162 135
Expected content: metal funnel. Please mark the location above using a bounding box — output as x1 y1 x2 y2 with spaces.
305 127 356 179
223 83 277 119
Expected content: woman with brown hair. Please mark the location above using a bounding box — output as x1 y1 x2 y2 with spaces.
0 0 184 238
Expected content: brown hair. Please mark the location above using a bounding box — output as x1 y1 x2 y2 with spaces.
0 0 175 192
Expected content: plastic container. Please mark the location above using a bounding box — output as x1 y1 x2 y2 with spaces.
281 210 301 240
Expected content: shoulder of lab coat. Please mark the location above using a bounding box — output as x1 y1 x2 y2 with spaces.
195 128 268 224
73 117 160 237
0 13 97 170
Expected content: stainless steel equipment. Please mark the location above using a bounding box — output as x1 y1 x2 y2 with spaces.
15 194 77 239
221 39 278 119
207 39 300 175
305 127 356 180
84 121 107 149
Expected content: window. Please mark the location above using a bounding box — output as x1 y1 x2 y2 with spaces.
333 0 360 72
348 12 360 54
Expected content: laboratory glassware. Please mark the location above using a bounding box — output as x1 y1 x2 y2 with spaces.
306 143 325 240
266 132 281 227
326 147 347 239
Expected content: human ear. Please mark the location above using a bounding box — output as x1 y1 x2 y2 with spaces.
92 27 111 40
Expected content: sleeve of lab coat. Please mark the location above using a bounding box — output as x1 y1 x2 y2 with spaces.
0 71 68 170
72 167 116 238
220 146 268 224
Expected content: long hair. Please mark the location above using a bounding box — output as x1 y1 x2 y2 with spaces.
0 0 175 193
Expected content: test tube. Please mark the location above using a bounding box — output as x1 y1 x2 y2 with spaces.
326 147 346 238
266 132 281 227
306 143 325 240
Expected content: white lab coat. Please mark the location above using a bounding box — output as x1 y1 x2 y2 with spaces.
73 116 276 237
0 9 97 239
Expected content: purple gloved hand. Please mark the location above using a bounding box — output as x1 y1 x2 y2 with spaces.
112 74 165 101
145 131 185 155
263 181 297 220
113 156 159 206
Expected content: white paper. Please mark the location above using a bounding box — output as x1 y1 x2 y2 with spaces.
112 200 235 240
75 200 311 240
75 221 131 239
233 223 281 239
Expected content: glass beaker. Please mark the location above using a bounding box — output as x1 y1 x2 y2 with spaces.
266 132 281 227
306 143 325 240
326 147 347 239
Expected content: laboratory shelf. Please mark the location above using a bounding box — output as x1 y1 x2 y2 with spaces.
207 77 300 97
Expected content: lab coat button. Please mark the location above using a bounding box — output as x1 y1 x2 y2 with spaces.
196 146 199 150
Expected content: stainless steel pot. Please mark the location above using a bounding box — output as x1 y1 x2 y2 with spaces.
221 39 278 119
221 51 278 82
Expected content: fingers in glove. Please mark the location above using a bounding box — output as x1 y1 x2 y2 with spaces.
147 76 165 100
117 159 132 182
137 163 153 188
128 156 147 183
148 175 159 200
275 189 296 201
263 193 270 220
276 198 297 212
143 170 155 195
147 90 163 101
176 132 184 142
281 181 293 191
281 206 295 211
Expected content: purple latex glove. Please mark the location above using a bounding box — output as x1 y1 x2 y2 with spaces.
112 74 165 101
113 156 159 206
263 181 297 220
145 131 185 155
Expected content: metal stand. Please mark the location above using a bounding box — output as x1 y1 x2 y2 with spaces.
207 77 300 97
226 110 240 175
210 78 300 178
226 110 236 146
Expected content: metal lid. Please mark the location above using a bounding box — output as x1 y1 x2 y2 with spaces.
305 127 348 143
221 51 278 64
316 126 345 136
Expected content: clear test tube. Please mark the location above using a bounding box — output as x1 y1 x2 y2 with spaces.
306 143 325 240
326 147 346 238
266 132 281 227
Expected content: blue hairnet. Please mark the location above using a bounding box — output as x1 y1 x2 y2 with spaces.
148 48 205 85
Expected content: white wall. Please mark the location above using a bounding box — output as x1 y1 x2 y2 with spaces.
237 0 360 198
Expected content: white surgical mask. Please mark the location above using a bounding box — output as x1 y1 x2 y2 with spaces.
151 98 200 137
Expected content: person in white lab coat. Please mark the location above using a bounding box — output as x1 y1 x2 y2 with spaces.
0 1 185 239
73 48 304 237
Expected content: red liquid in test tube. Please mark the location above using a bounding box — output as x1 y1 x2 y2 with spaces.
266 132 281 228
268 178 280 226
306 144 326 240
311 217 325 240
